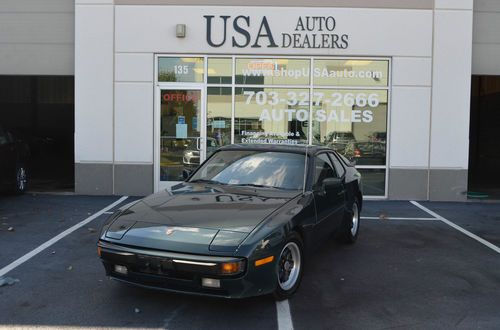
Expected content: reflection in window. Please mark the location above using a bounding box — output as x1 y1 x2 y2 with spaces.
311 89 387 166
357 169 386 196
314 153 337 188
234 88 310 144
235 58 310 86
207 87 231 154
158 57 204 82
190 151 305 190
313 59 389 87
208 58 232 84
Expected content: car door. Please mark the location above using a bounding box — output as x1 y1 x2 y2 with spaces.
312 152 346 244
0 126 17 186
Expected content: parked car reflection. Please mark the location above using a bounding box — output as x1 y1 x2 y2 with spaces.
344 141 386 165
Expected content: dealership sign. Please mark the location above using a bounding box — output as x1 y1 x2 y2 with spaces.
204 15 349 49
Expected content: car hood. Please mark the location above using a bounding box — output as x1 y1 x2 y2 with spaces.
104 182 300 254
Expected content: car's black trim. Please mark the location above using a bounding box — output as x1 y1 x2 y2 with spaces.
98 240 246 277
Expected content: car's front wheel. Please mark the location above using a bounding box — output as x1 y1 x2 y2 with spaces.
273 233 304 300
339 198 360 243
14 164 27 194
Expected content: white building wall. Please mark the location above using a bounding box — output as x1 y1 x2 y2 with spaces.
114 53 155 164
0 0 74 75
74 1 114 163
472 0 500 75
390 57 432 169
114 6 432 56
114 82 154 163
430 4 473 169
73 2 477 199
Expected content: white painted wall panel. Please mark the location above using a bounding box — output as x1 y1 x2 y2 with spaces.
435 0 472 10
430 10 472 169
389 87 431 168
473 12 500 44
472 43 500 75
114 83 154 163
0 43 74 75
76 0 113 3
0 0 74 12
0 2 74 75
0 13 74 44
115 6 432 56
75 4 114 162
474 0 500 12
115 53 154 82
392 57 432 86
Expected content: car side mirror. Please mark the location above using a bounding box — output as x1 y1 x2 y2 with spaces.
323 177 342 188
182 169 192 180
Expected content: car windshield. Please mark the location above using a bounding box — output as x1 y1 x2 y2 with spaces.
189 150 306 190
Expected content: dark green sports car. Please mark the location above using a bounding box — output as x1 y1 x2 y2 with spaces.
98 144 363 299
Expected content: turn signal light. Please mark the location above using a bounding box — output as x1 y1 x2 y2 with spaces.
97 246 102 257
221 262 241 274
255 256 274 267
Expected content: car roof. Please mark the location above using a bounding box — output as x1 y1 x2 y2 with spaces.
218 143 335 156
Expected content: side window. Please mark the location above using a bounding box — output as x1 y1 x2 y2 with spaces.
329 152 346 177
0 127 8 146
313 153 337 188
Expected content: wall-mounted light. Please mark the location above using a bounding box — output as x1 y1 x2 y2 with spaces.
176 24 186 38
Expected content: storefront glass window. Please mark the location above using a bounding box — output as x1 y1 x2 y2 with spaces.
158 57 204 83
208 58 232 84
160 89 201 181
357 169 386 196
207 87 232 155
235 58 310 86
234 88 310 144
313 59 389 87
156 56 390 197
311 89 388 165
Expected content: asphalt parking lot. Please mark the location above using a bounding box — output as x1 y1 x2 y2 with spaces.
0 194 499 329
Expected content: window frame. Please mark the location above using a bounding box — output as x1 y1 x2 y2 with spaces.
155 54 391 198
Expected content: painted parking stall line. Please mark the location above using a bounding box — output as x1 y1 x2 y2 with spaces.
0 196 129 277
362 216 438 221
411 201 500 254
276 299 294 330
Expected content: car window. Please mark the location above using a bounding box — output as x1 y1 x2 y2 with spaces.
190 150 306 190
0 126 8 146
313 153 337 188
329 152 346 177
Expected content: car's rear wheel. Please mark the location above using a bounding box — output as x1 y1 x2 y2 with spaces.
273 233 304 300
14 164 27 194
339 198 360 244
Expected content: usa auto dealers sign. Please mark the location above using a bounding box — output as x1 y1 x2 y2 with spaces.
204 15 349 50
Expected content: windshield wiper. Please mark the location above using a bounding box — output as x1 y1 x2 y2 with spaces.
232 183 287 190
189 179 226 185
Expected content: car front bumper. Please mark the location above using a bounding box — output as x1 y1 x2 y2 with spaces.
98 240 277 299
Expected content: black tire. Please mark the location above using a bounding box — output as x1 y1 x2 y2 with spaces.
273 232 304 300
339 198 360 244
13 164 28 194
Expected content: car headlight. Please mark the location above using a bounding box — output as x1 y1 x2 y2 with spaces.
220 260 246 275
209 230 248 252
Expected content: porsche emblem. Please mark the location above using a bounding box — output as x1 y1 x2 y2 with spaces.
166 228 175 236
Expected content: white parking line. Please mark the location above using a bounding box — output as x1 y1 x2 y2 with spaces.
362 216 438 221
0 196 129 277
411 201 500 254
276 300 294 330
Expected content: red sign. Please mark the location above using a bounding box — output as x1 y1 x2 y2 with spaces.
162 93 198 103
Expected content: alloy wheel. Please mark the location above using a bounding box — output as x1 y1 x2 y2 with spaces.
277 241 301 291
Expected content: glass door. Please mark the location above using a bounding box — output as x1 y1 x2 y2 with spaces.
158 88 205 190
